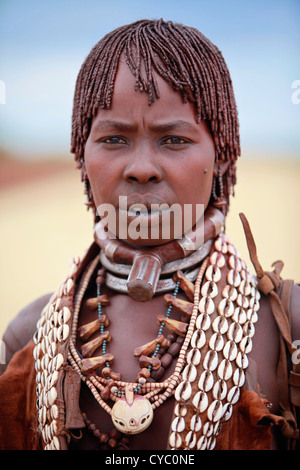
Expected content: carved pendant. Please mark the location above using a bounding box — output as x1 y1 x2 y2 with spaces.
111 386 153 434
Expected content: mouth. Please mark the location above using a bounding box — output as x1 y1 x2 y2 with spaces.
118 196 173 226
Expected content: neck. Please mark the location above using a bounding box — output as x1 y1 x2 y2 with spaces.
94 206 225 301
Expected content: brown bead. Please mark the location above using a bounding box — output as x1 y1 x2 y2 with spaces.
160 352 173 369
151 366 165 380
100 380 117 400
96 269 106 285
109 428 122 440
168 342 181 357
173 270 195 301
164 293 194 316
166 332 177 342
157 315 188 337
100 433 109 444
139 355 161 370
89 423 97 432
94 429 101 438
108 438 117 448
102 367 122 381
137 367 151 379
176 336 185 345
81 331 112 358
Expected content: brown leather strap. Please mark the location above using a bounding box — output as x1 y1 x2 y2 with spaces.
239 213 294 355
239 213 299 447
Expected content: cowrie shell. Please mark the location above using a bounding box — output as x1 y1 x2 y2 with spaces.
210 251 225 268
33 344 41 360
58 307 71 325
171 416 186 433
239 335 252 354
174 404 188 417
228 255 242 271
214 236 228 254
48 386 58 406
169 431 182 449
239 279 252 296
65 278 74 294
227 322 243 343
218 298 234 317
182 363 197 383
52 436 60 450
186 348 201 366
223 340 238 361
190 414 202 432
206 264 221 283
198 370 214 392
175 380 192 402
223 403 233 421
227 242 237 255
212 379 227 400
199 296 215 315
48 342 58 359
212 316 228 335
185 431 197 449
191 329 206 349
243 321 255 338
236 351 249 369
57 324 69 342
50 404 59 420
197 435 207 450
207 436 216 450
227 269 241 287
203 421 214 437
236 293 249 309
207 400 223 422
48 327 57 343
193 391 208 412
209 332 224 352
201 281 218 298
232 307 247 325
233 368 245 387
196 313 211 331
222 285 238 301
227 385 240 404
218 359 233 380
203 350 218 371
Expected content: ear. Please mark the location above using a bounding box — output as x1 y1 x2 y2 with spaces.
213 160 230 178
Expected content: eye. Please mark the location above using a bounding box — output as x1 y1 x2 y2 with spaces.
161 136 189 146
99 136 127 145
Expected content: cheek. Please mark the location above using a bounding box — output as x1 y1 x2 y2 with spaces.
84 145 111 204
176 158 214 206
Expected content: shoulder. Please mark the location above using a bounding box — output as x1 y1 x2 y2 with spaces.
1 293 52 373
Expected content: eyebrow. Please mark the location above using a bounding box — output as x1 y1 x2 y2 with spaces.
91 119 198 133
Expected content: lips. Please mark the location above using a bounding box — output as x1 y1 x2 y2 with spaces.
118 194 170 211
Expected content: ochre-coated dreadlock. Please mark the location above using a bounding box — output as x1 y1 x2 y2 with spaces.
71 19 240 216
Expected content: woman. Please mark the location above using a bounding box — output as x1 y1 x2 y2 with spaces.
0 19 299 451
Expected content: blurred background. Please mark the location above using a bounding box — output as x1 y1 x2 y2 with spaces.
0 0 299 339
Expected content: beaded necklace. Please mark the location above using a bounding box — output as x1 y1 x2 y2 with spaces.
68 255 209 435
33 231 260 450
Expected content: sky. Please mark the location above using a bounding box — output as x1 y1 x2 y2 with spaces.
0 0 299 160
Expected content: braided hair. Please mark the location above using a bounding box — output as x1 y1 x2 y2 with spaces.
71 19 240 216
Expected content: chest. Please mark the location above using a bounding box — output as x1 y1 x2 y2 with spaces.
73 283 281 450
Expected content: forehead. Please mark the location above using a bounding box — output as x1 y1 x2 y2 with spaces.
94 59 198 125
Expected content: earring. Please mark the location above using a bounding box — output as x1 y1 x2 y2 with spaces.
212 168 227 209
81 162 95 211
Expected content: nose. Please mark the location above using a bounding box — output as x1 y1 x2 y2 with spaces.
123 150 163 184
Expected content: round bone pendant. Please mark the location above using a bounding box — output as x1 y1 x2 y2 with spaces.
111 394 154 434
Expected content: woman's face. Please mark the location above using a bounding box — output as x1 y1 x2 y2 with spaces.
84 60 215 246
